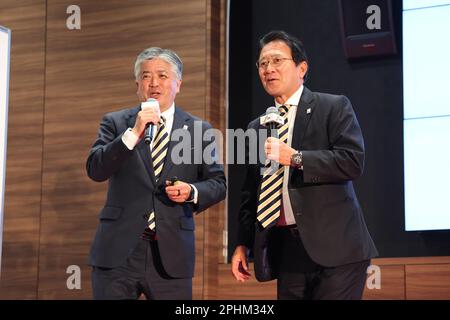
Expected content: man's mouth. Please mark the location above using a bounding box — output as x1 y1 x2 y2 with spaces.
149 92 161 99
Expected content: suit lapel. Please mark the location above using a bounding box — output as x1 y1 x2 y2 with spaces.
127 106 157 187
136 139 157 186
291 86 315 150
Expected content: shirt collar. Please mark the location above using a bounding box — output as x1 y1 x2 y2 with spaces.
274 85 304 109
161 103 175 121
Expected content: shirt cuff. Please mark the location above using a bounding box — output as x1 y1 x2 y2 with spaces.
186 184 199 204
122 128 139 150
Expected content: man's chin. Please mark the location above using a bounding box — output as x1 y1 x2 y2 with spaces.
265 89 280 97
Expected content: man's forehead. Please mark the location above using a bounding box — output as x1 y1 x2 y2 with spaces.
260 41 290 57
141 68 169 73
141 59 171 72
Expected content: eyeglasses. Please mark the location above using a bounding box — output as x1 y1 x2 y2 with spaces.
256 56 293 70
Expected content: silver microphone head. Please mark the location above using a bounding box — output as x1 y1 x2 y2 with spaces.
266 106 279 115
260 106 284 128
141 98 160 111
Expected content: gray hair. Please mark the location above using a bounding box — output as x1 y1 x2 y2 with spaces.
134 47 183 80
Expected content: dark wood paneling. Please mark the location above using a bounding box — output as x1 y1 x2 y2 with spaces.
0 0 225 300
38 0 207 299
202 0 227 300
363 265 405 300
371 256 450 265
0 0 46 299
217 258 450 300
406 264 450 300
218 263 277 299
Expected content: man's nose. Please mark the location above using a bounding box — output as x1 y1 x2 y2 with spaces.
264 62 276 73
149 77 159 87
264 65 275 74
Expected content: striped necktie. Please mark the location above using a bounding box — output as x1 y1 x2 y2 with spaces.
257 105 290 228
148 116 169 231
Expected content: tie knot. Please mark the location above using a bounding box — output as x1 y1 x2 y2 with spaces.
279 105 289 115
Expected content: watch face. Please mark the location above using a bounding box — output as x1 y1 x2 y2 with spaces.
292 153 302 165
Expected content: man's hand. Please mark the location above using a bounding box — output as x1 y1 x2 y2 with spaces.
165 180 192 203
231 245 252 282
132 108 161 138
265 137 296 166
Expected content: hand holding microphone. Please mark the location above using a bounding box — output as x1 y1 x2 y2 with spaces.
260 106 295 166
132 98 160 144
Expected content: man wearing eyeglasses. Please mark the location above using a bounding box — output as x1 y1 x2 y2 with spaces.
231 30 378 300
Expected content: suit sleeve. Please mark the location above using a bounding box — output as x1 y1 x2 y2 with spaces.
302 95 365 183
236 122 260 249
190 121 227 213
86 113 134 182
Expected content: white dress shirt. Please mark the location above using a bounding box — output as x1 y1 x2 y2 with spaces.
121 103 198 203
274 85 304 226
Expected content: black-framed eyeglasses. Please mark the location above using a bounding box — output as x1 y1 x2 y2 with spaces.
256 56 293 70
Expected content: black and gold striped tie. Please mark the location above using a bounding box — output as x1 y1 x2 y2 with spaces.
148 116 169 231
257 105 290 228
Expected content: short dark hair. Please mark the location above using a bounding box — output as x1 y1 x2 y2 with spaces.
257 30 309 80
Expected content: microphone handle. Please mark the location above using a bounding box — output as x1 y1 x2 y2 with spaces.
144 123 155 145
267 122 277 130
267 122 278 138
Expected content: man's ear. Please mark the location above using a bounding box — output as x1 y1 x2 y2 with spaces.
176 79 182 94
298 61 308 80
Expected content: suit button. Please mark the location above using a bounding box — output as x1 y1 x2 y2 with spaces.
296 212 302 216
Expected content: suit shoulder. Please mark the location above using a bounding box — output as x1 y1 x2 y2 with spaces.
311 91 351 106
247 116 262 129
103 106 139 120
176 107 214 128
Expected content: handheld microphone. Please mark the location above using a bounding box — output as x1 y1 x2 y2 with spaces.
260 106 284 129
140 98 160 145
260 107 284 172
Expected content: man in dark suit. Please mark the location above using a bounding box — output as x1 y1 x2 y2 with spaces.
231 30 377 299
87 47 226 299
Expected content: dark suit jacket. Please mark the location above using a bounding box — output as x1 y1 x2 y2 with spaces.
87 106 226 278
237 87 378 281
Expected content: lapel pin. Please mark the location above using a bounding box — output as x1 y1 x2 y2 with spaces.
306 108 311 114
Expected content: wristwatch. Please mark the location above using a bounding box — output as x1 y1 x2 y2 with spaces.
186 185 195 202
290 150 303 169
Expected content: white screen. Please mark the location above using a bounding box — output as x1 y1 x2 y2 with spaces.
0 25 10 272
403 1 450 231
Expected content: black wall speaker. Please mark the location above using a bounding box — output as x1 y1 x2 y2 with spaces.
338 0 396 59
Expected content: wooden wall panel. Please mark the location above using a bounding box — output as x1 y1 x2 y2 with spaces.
0 0 46 299
38 0 207 299
217 263 277 299
363 265 405 300
217 258 450 300
202 0 227 299
406 264 450 300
